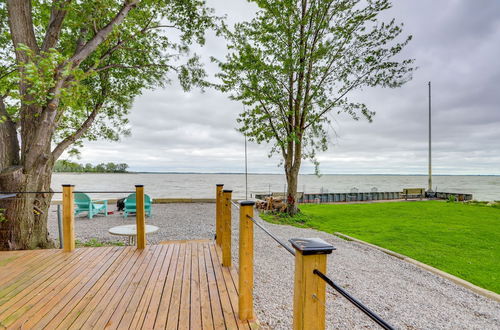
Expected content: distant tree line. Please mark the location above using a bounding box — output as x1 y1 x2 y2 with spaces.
53 160 128 173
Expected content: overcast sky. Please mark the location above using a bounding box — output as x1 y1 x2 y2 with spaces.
76 0 500 175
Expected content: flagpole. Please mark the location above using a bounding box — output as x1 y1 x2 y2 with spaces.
428 81 433 193
245 134 248 199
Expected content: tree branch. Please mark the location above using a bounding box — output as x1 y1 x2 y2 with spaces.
6 0 40 59
68 0 139 67
258 100 287 157
41 0 72 52
94 63 174 73
303 70 370 130
51 100 103 160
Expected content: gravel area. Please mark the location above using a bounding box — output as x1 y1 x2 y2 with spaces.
48 203 500 329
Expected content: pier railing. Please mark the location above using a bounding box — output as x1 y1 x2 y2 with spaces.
61 184 146 251
216 184 395 329
0 185 146 251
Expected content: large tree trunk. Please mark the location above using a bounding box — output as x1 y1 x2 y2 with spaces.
0 165 55 250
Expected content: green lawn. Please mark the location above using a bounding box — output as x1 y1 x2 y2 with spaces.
260 201 500 293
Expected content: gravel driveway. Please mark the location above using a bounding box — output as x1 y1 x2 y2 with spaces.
48 203 500 329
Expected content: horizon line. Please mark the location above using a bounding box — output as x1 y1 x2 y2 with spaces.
122 171 500 176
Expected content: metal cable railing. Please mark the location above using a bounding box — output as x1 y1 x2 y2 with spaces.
314 269 395 330
247 214 296 256
227 197 394 329
229 201 295 256
0 191 135 194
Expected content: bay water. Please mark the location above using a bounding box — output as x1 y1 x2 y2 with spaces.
51 173 500 201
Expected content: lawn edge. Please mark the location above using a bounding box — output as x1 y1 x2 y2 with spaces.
334 232 500 303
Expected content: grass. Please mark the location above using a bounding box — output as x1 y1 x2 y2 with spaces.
260 201 500 294
75 238 125 248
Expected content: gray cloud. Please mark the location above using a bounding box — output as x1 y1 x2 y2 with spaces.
76 0 500 175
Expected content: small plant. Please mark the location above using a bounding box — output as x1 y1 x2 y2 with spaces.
0 209 6 223
447 195 456 203
76 238 125 248
259 210 310 227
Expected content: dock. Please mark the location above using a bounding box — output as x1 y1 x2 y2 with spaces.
0 241 256 329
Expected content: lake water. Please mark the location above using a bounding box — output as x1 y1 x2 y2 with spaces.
51 173 500 201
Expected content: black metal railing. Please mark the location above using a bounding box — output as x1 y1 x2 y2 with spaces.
314 269 395 330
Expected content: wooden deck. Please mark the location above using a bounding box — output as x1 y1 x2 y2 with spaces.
0 241 258 329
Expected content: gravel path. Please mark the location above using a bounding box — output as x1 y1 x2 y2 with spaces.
48 203 500 329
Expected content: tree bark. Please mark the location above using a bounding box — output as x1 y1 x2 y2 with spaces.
284 138 302 215
0 0 139 250
285 165 300 215
0 164 55 250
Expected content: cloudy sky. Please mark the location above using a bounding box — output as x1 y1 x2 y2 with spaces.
77 0 500 175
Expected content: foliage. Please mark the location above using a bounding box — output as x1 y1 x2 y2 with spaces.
76 238 125 247
465 200 500 209
53 159 128 173
0 0 217 156
0 209 6 223
262 201 500 293
260 210 310 227
447 194 456 203
214 0 414 173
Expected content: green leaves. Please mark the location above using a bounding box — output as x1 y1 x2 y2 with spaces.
215 0 415 172
16 44 87 108
2 0 217 159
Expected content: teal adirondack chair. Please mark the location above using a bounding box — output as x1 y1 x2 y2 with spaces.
123 193 152 218
74 193 108 219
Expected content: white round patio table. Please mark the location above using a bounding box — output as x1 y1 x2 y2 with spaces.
108 224 159 245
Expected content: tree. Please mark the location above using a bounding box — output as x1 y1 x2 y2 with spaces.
215 0 414 214
0 0 215 250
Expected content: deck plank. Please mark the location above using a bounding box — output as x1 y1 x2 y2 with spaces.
178 242 193 329
190 242 202 329
143 244 177 329
0 247 99 326
198 241 215 330
116 245 165 329
152 243 181 329
129 244 170 329
0 248 86 308
73 248 149 329
209 243 239 330
205 242 226 329
165 242 187 329
26 247 123 329
48 247 136 329
213 245 252 329
0 241 259 330
4 247 108 328
90 246 158 329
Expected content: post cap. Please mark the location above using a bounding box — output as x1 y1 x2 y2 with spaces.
289 238 335 255
239 200 255 206
223 189 233 193
62 184 74 187
216 184 224 187
135 184 144 187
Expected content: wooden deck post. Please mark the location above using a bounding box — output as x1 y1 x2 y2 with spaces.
222 190 232 267
290 238 335 330
215 184 224 246
135 185 146 249
239 200 255 321
62 184 75 252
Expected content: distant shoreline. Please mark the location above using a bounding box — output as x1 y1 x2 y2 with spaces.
54 172 500 176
